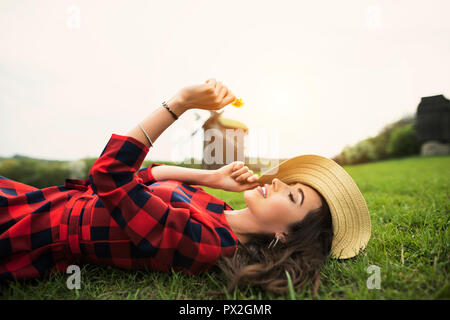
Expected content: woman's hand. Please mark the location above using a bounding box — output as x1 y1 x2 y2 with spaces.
178 78 236 111
209 161 260 192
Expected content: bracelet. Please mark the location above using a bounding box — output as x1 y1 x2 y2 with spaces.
162 101 179 120
138 123 153 147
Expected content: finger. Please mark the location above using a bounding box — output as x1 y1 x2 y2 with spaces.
236 170 254 182
230 165 250 178
230 167 248 179
222 91 237 106
205 79 216 91
232 161 244 171
249 182 260 189
218 85 228 101
214 81 223 96
239 182 260 192
236 171 253 182
246 174 260 182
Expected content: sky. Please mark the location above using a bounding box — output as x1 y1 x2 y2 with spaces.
1 0 449 164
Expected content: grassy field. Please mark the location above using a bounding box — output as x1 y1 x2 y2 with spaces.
1 155 449 300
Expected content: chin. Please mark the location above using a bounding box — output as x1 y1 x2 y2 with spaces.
243 187 257 204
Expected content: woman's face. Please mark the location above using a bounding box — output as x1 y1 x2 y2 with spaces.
243 178 323 234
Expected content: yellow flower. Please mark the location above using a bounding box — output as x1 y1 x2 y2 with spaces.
232 98 244 108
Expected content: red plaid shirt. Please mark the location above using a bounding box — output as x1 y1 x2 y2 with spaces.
0 133 238 280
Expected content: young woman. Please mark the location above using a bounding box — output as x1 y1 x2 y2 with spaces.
0 79 371 294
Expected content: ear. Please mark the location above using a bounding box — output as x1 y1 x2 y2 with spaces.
274 232 288 243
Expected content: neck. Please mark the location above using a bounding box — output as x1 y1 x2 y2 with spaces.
223 207 267 244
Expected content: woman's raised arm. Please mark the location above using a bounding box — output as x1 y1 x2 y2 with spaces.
126 95 186 149
126 79 259 191
126 78 235 148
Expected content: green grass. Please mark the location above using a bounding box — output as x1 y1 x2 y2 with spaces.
1 155 449 300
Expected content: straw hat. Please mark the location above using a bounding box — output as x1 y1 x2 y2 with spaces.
256 155 371 259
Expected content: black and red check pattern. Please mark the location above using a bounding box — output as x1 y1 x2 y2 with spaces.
0 133 238 280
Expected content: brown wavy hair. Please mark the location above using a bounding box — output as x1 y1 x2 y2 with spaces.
216 183 333 295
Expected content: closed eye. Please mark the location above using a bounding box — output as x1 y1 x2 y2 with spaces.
289 192 295 203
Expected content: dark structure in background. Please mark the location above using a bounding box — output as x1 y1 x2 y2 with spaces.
416 94 450 156
201 111 248 170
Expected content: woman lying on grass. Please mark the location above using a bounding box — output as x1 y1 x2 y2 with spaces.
0 78 371 294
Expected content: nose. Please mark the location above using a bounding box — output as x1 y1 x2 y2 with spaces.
272 178 283 191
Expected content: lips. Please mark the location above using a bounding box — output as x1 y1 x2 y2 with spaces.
257 186 263 197
257 186 267 198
